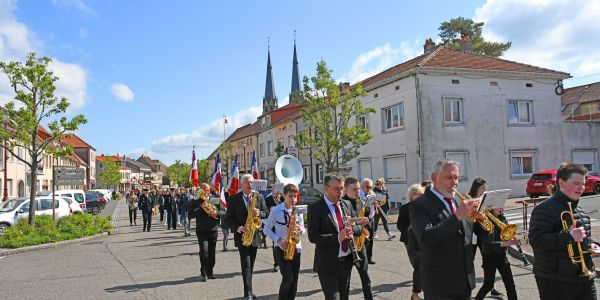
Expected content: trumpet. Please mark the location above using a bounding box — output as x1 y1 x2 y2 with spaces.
561 208 595 278
453 189 494 232
484 209 517 241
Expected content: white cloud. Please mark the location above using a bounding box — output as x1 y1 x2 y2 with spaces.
0 0 89 109
339 41 422 84
110 83 135 102
51 0 94 15
474 0 600 86
143 106 263 163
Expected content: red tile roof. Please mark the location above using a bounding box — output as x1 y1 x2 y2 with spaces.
562 82 600 105
270 104 302 125
97 155 124 162
62 134 94 149
359 46 570 89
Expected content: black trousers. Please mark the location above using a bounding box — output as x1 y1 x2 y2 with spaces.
142 212 152 231
196 230 218 276
348 251 373 300
366 224 374 261
373 210 390 234
238 245 258 297
272 242 279 268
425 288 471 300
159 205 164 222
404 243 421 294
536 276 597 300
167 210 177 229
274 247 301 300
317 256 353 300
128 208 137 224
475 253 517 300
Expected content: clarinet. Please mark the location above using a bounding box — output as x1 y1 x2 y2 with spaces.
342 204 362 265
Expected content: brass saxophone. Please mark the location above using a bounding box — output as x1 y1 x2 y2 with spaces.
198 189 217 216
284 207 301 261
242 192 262 246
354 198 370 252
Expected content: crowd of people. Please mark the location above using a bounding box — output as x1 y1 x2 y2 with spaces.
123 160 599 300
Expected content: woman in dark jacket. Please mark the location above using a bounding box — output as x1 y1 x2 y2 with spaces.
373 178 396 240
398 184 425 300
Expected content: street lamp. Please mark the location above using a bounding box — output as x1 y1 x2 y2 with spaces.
2 114 9 201
242 142 247 174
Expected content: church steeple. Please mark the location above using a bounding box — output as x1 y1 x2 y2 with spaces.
289 36 301 104
263 41 278 114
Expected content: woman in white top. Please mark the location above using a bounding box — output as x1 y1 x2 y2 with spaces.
127 190 138 226
263 183 305 300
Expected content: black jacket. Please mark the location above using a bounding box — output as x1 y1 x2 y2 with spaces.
265 194 283 215
138 194 154 214
409 187 475 295
163 194 177 213
398 202 411 244
373 187 391 212
529 190 599 282
189 197 226 231
226 191 268 248
307 196 362 273
177 194 190 214
474 213 509 256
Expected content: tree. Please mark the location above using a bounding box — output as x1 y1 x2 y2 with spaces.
215 141 232 184
0 53 87 225
438 17 511 57
295 60 375 174
197 159 211 184
274 141 285 158
166 160 192 187
97 158 121 189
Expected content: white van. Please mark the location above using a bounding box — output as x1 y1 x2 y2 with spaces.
0 197 71 234
53 189 87 210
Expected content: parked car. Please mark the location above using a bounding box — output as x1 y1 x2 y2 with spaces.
0 197 71 234
85 191 107 215
49 189 87 210
90 189 112 202
526 169 600 198
36 191 83 214
297 184 323 206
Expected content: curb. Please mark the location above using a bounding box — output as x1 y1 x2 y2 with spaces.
0 230 112 257
507 245 535 266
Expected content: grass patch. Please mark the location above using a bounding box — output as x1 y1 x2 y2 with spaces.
0 214 113 249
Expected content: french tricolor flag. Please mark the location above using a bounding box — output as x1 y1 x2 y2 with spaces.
250 149 259 179
211 154 222 194
228 155 240 195
189 148 199 187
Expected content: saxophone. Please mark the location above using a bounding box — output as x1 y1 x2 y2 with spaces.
198 189 217 216
354 198 370 252
242 192 262 247
284 207 301 260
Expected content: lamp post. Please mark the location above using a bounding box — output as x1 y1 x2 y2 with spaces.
2 116 9 201
242 142 247 174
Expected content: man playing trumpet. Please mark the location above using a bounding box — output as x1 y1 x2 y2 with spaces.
529 162 600 300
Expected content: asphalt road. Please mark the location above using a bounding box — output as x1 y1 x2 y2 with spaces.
1 198 599 299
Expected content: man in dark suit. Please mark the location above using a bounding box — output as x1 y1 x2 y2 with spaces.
410 160 481 300
164 188 178 230
308 175 365 300
189 182 227 282
226 174 268 300
138 188 154 232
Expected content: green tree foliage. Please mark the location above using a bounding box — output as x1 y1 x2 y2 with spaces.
97 158 121 189
274 141 285 158
0 53 87 225
167 160 192 188
438 17 511 57
197 159 211 184
295 60 375 174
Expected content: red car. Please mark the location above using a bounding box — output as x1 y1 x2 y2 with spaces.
526 169 600 198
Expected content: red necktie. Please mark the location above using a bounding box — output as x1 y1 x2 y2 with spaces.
444 198 456 213
334 202 349 252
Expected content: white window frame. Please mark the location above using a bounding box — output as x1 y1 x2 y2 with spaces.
510 150 537 178
382 103 405 132
443 97 464 125
573 149 597 173
260 143 265 158
445 151 468 181
508 100 534 126
357 158 372 180
316 164 324 184
267 141 273 156
0 147 3 170
357 114 370 131
383 155 407 183
302 166 312 184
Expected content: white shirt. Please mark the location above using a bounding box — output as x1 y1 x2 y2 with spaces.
323 195 351 257
430 186 455 213
263 203 304 252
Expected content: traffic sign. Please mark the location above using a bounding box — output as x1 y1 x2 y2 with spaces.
54 167 85 185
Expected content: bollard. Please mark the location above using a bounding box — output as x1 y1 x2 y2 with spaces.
522 201 529 231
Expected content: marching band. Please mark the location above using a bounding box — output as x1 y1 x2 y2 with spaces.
122 157 599 300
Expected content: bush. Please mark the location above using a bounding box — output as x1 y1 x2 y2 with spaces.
0 214 113 249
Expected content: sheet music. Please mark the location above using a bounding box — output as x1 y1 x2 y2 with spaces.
478 189 511 212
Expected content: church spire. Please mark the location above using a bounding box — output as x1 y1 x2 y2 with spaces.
290 32 301 104
263 38 278 114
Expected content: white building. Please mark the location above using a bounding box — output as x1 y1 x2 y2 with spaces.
348 42 600 204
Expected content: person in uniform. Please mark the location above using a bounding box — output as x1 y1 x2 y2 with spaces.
164 188 178 230
189 183 227 282
138 188 154 232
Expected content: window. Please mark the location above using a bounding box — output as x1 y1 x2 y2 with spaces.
0 147 3 170
267 141 273 156
508 100 533 125
288 136 294 147
17 147 25 160
357 115 370 130
395 85 400 90
358 158 372 180
40 199 59 210
597 102 600 113
7 179 12 196
302 166 312 184
573 150 596 172
445 151 468 180
526 83 533 88
444 97 463 124
383 103 404 131
373 93 378 98
383 155 407 182
260 143 265 157
452 79 460 84
510 151 536 177
316 164 324 184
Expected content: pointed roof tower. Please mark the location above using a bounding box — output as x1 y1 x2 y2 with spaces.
290 33 301 104
263 39 278 114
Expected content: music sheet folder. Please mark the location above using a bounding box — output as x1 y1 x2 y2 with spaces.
477 189 511 212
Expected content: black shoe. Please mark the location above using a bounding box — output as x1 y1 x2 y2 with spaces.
208 275 216 280
368 260 376 265
222 248 228 252
199 275 206 282
490 288 503 296
249 293 257 299
272 266 278 272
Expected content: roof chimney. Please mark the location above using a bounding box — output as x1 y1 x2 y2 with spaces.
423 38 436 53
338 82 351 92
459 34 472 51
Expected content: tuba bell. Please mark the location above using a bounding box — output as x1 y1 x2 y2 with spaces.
275 155 303 186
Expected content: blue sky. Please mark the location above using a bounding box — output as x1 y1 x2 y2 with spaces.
1 0 599 165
